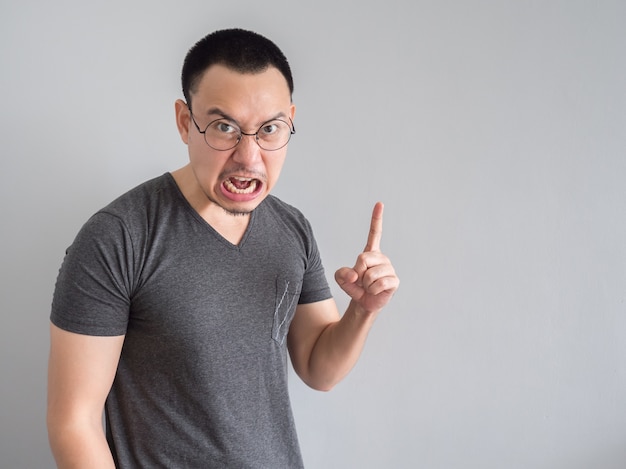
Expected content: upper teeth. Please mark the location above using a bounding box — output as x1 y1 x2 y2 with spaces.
225 178 258 194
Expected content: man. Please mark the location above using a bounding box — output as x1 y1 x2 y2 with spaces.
47 28 399 468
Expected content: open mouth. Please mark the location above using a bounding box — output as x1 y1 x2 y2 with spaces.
223 177 260 195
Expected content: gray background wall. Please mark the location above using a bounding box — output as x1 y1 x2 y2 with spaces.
1 1 625 468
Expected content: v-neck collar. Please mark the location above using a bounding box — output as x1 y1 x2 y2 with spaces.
165 172 259 250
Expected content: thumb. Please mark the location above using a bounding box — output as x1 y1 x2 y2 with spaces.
335 267 362 298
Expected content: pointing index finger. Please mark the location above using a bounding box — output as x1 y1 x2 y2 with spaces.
364 202 384 252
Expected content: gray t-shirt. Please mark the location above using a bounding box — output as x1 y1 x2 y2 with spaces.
51 173 332 468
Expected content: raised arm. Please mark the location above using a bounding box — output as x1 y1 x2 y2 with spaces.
288 202 399 391
47 323 125 468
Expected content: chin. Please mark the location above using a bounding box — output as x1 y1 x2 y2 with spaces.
217 194 268 217
217 182 270 215
222 206 254 217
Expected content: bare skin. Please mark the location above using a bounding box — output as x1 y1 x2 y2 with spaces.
47 326 122 468
289 202 399 391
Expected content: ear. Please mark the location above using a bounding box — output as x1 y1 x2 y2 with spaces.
175 99 190 144
289 103 296 122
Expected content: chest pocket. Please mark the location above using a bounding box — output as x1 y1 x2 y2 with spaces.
272 277 302 345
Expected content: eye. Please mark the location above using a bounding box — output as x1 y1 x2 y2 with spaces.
260 122 279 135
211 120 238 134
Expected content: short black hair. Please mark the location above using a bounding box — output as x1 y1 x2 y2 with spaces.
181 28 294 106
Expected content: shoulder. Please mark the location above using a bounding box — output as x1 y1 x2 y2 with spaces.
90 173 180 232
70 174 179 250
100 174 174 217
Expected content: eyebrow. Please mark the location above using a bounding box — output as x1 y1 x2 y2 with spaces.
205 107 236 122
204 107 289 127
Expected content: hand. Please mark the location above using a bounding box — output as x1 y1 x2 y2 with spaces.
335 202 399 315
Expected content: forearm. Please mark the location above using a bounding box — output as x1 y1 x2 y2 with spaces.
48 417 115 469
292 202 399 391
305 300 378 391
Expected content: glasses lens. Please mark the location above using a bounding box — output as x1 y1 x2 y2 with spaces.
205 119 241 150
256 120 293 151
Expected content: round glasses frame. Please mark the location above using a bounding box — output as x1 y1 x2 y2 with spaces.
188 107 296 151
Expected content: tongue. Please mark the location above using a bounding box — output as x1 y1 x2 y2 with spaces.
230 178 252 189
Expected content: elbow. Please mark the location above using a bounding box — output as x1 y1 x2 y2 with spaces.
295 359 349 392
301 374 340 392
47 406 105 464
47 415 69 465
314 383 336 393
310 383 335 393
47 410 77 462
46 407 65 454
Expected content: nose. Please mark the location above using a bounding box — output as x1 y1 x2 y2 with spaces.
231 133 262 164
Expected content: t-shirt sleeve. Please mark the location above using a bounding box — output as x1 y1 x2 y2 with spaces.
50 212 134 336
297 219 333 305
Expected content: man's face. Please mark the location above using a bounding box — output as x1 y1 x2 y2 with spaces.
177 64 295 216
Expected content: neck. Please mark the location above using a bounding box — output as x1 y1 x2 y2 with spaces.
170 166 251 245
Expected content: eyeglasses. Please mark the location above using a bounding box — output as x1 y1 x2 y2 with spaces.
189 107 296 151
